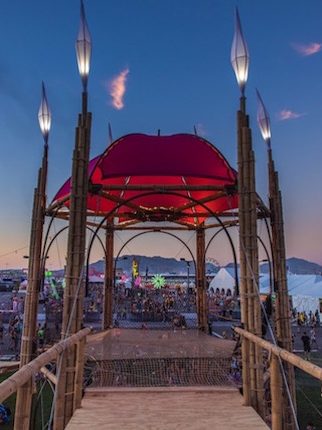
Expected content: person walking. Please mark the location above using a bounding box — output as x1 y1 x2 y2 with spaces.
301 331 311 360
310 327 318 350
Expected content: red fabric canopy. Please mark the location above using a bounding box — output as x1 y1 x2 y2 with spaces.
53 133 238 226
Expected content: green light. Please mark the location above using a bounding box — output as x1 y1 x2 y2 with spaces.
151 274 165 289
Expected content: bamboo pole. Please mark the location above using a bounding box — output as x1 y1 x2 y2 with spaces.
103 222 114 329
271 354 283 430
237 104 251 406
56 93 92 429
196 227 207 331
235 327 322 380
15 143 48 430
241 126 257 407
74 336 86 410
267 148 296 429
40 367 58 385
238 97 264 415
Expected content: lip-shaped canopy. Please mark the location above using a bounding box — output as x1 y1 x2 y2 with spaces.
52 133 238 227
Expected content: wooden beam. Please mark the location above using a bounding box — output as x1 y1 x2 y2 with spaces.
103 222 114 329
0 328 90 403
99 190 143 212
270 354 283 430
100 184 233 192
235 327 322 381
40 366 58 385
173 191 227 213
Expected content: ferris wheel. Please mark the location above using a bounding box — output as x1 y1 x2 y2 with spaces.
205 257 220 267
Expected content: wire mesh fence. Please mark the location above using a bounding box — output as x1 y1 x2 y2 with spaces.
85 329 237 388
87 356 233 387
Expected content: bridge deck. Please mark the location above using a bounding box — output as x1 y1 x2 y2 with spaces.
66 386 269 430
86 328 235 360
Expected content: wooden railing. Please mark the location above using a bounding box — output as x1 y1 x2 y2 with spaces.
0 327 91 428
235 327 322 430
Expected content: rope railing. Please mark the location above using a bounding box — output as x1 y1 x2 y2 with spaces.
234 327 322 381
0 327 91 404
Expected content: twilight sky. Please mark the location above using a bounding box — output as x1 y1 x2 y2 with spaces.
1 0 322 269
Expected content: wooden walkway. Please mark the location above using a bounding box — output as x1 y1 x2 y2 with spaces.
66 386 269 430
86 328 236 360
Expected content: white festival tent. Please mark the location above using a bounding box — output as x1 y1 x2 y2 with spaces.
209 268 322 316
208 267 236 293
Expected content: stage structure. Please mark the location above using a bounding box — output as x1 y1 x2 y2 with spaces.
16 3 296 430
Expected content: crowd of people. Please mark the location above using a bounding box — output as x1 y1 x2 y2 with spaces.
208 287 237 321
113 286 197 324
295 309 320 329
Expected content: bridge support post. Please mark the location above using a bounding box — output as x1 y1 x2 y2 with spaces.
74 336 87 409
271 354 283 430
103 222 114 329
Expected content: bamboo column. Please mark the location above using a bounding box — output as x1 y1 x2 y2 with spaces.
270 354 283 430
103 221 114 329
237 97 264 415
268 148 296 429
196 226 207 331
74 335 87 410
54 92 92 430
14 143 48 430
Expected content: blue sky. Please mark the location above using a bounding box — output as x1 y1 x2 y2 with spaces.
1 0 322 269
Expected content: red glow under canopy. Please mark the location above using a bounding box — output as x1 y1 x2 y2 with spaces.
53 133 238 226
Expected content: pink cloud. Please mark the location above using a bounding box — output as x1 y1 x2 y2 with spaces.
277 109 304 121
292 42 322 56
108 68 129 110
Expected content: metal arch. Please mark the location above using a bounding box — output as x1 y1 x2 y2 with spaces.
42 225 106 266
85 189 239 277
39 223 106 295
205 225 239 296
257 234 273 295
204 226 273 298
114 229 197 274
41 205 67 264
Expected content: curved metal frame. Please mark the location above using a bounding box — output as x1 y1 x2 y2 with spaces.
114 229 197 272
47 189 271 327
205 225 239 295
85 191 239 284
38 223 107 295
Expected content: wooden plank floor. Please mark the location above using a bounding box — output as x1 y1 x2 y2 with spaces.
66 387 269 430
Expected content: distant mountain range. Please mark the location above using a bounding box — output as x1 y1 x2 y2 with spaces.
87 255 215 276
83 255 322 276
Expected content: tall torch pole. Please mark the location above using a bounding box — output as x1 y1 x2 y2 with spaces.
14 82 51 430
231 8 264 416
257 89 296 430
54 1 92 428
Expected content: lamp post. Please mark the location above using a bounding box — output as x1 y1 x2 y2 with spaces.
180 258 190 291
15 82 51 430
55 1 93 428
231 8 263 415
76 0 91 115
256 89 296 427
231 8 249 99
